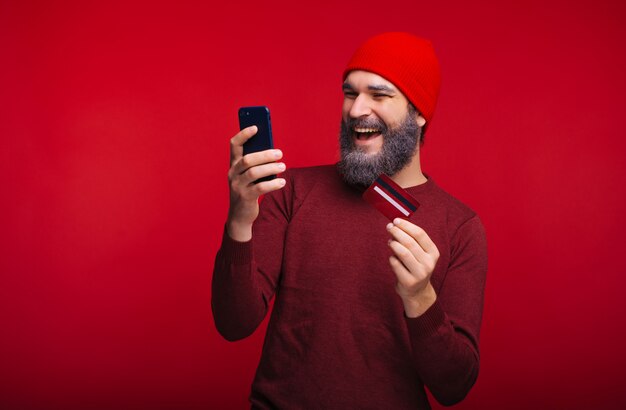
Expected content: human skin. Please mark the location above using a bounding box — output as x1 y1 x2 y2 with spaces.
225 70 439 317
226 126 286 242
342 70 437 317
341 70 427 188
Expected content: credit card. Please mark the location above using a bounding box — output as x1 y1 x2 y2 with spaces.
363 174 420 220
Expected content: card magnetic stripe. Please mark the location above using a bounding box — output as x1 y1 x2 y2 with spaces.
372 186 411 216
375 177 418 212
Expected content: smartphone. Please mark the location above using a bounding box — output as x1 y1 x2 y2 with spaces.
238 106 276 183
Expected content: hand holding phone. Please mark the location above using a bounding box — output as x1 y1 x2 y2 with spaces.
239 106 276 183
226 106 286 242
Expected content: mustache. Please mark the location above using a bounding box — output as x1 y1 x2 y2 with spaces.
344 116 388 134
338 107 420 187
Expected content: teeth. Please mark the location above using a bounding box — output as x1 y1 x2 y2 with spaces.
354 128 380 133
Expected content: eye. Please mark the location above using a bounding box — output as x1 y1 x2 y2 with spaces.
343 91 357 100
373 93 391 99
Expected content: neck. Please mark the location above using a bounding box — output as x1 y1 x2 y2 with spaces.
390 149 427 188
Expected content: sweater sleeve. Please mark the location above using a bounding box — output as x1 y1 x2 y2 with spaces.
211 172 294 342
405 215 488 406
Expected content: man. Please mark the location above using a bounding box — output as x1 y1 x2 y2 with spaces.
212 32 487 409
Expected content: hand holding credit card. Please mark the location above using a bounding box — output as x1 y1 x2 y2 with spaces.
363 174 420 220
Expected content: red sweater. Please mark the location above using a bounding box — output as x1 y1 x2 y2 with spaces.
212 165 487 409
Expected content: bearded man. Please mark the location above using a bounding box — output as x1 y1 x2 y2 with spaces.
212 32 488 409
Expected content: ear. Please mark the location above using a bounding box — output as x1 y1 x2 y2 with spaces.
416 114 426 128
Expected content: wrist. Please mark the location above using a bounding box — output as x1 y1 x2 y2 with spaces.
226 219 253 242
402 282 437 318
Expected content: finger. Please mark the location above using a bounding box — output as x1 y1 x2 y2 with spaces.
389 255 418 288
251 177 287 196
241 162 286 186
388 239 425 278
392 218 439 257
233 149 283 175
229 126 257 166
387 222 428 262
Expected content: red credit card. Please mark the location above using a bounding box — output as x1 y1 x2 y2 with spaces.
363 174 420 220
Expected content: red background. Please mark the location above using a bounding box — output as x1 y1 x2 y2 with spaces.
2 0 626 408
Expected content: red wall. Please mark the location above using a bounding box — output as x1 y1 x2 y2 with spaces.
2 1 626 408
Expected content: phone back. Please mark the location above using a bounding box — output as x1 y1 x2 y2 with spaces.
239 106 274 155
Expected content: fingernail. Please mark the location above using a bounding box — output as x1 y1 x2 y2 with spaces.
393 218 401 225
278 163 286 171
278 178 286 186
274 149 282 159
386 223 393 230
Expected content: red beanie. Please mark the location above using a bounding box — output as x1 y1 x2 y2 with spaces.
343 32 441 124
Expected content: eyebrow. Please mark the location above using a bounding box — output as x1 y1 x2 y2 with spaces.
342 83 397 94
367 84 396 93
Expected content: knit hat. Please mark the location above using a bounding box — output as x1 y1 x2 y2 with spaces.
343 32 441 124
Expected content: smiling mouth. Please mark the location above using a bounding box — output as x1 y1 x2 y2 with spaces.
353 127 382 141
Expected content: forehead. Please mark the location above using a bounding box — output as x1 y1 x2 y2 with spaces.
343 70 399 91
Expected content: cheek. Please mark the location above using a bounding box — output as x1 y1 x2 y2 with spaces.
380 106 406 129
342 99 353 120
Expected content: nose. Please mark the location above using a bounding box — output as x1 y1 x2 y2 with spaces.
348 94 372 118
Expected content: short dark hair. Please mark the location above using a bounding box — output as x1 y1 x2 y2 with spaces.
408 103 426 146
